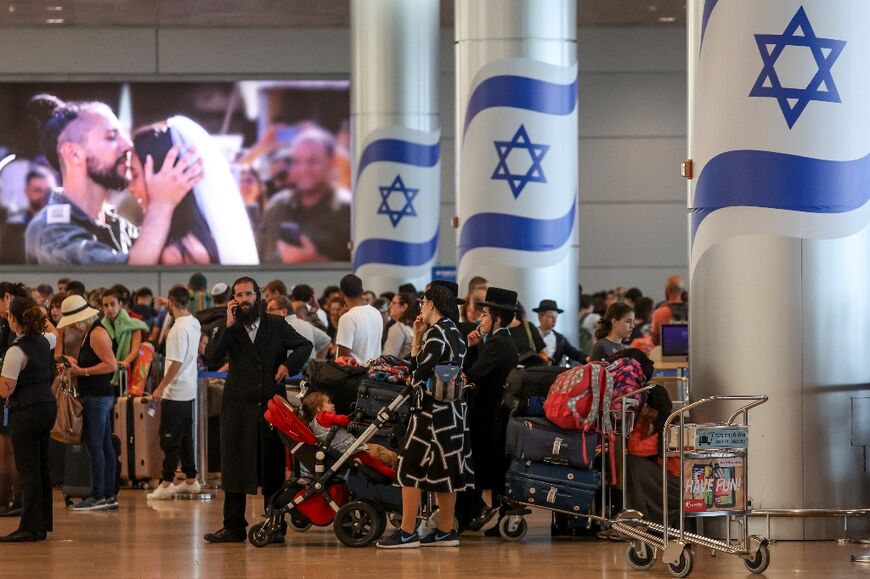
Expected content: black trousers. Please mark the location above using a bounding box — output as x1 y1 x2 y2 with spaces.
159 399 197 482
223 428 285 536
9 402 57 533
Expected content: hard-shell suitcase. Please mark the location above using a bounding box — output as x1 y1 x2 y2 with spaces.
114 396 162 485
505 416 597 468
504 458 600 515
503 366 567 416
353 379 411 427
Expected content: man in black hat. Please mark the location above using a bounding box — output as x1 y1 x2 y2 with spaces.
533 299 584 365
457 287 520 534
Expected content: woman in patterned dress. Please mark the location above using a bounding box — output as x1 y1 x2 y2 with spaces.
377 284 472 549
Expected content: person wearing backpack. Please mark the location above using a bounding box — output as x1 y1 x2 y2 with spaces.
458 287 520 536
651 281 687 346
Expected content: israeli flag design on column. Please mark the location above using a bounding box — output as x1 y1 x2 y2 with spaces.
457 58 578 314
690 1 870 275
353 127 440 290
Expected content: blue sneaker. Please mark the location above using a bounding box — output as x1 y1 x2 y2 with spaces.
69 497 108 512
421 529 460 547
376 528 421 549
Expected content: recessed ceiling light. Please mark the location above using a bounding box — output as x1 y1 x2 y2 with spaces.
46 17 64 24
46 5 63 11
648 5 659 12
7 5 14 13
658 16 676 23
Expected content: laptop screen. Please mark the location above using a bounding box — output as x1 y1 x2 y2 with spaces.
660 324 689 360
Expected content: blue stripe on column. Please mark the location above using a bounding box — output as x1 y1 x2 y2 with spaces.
692 149 870 238
353 231 439 269
457 199 576 262
462 75 577 138
356 138 440 182
700 0 720 51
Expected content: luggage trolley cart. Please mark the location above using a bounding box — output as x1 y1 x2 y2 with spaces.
611 394 770 577
497 385 658 541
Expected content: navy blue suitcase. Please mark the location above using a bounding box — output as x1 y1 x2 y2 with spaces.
505 458 600 515
505 416 597 468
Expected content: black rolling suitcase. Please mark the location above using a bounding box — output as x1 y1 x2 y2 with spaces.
505 416 597 468
353 379 411 427
505 458 600 515
502 366 567 416
62 437 122 506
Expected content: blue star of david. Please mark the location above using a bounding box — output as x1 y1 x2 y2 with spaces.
491 124 550 198
749 6 846 129
377 174 419 227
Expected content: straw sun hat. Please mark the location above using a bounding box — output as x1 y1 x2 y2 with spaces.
56 294 100 329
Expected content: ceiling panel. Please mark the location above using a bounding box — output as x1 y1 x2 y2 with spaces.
0 0 686 28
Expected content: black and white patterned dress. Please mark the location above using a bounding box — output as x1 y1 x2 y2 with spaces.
395 317 474 493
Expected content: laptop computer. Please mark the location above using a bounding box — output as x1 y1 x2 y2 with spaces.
660 323 689 363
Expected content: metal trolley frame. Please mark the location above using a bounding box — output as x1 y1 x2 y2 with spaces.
611 394 771 577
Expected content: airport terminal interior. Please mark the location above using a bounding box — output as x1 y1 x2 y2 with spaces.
0 0 867 577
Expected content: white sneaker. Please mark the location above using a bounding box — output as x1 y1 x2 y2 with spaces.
146 484 177 500
173 480 201 494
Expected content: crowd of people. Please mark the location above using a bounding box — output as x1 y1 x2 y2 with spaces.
0 94 352 266
0 270 687 544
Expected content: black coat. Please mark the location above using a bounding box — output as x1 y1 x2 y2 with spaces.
552 330 584 363
206 313 312 494
465 329 518 489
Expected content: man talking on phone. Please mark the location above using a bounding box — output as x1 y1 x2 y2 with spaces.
203 277 312 544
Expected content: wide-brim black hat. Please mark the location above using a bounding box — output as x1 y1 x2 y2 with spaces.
431 280 465 305
478 287 518 312
532 299 564 314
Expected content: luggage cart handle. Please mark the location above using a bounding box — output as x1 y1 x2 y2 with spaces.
662 394 768 432
727 397 769 426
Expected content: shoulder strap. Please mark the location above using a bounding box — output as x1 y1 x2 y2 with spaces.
523 321 535 350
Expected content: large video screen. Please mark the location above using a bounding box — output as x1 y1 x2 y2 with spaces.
0 81 351 266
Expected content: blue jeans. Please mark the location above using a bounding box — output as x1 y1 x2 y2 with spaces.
81 396 116 499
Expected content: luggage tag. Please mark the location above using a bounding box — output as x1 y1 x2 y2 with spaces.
147 401 158 417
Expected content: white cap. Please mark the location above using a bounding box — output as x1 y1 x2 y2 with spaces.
210 282 228 297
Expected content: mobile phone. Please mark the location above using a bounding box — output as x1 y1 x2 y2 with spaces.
279 221 303 247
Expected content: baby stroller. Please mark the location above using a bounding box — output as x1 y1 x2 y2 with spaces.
249 386 411 548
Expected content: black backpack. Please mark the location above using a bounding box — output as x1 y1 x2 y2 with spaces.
667 302 688 322
502 365 568 416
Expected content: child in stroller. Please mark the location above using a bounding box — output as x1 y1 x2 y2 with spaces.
249 392 405 548
301 392 398 469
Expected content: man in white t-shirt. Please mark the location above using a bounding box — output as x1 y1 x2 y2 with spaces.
335 274 383 365
265 295 331 361
148 285 202 500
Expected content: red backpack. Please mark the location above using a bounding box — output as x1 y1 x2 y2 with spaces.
544 361 615 434
544 361 617 479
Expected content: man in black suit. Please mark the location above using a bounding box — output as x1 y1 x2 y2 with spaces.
533 299 584 365
204 277 312 544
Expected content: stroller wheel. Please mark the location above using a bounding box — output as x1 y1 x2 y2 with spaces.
288 510 312 533
334 500 384 547
248 522 274 548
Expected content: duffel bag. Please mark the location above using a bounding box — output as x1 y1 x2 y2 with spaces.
503 366 567 416
304 360 367 414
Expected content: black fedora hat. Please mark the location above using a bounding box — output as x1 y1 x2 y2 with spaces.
478 287 518 312
532 299 564 314
430 280 465 305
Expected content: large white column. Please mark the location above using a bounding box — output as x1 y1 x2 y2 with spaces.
689 0 870 539
455 0 579 342
351 0 440 295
